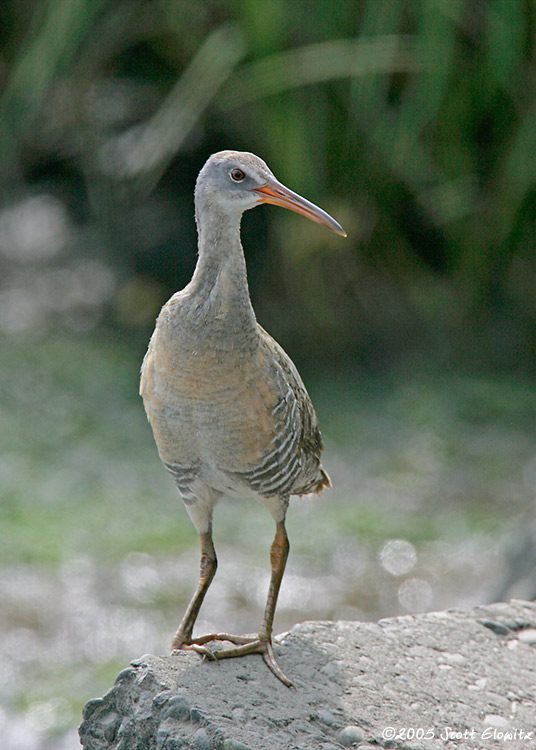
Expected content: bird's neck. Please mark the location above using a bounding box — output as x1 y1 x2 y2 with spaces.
187 203 258 343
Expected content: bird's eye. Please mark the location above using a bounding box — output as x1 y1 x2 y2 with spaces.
231 168 245 182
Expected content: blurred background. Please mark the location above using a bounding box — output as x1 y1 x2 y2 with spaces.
1 0 536 747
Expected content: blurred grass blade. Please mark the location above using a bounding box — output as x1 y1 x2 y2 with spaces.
350 0 406 125
99 25 246 196
345 0 463 224
368 0 461 187
0 0 108 182
488 0 524 89
498 100 536 241
218 35 422 109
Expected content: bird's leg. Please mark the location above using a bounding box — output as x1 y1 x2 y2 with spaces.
171 529 217 651
259 519 289 643
257 519 292 685
188 520 294 688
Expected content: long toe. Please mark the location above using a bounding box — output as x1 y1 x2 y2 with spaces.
171 633 258 657
261 640 294 688
187 643 218 661
190 632 258 647
184 634 294 688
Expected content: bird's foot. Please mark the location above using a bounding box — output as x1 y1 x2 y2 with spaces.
171 631 253 653
173 632 293 688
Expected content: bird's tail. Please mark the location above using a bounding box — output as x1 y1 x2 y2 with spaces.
297 466 332 498
318 467 332 491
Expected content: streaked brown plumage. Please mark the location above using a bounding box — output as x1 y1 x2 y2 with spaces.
140 150 345 686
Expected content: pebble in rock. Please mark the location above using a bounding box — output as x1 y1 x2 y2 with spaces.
317 709 337 726
232 707 247 722
517 628 536 645
161 696 190 721
223 740 251 750
480 620 510 635
194 728 211 750
484 714 509 728
337 725 365 746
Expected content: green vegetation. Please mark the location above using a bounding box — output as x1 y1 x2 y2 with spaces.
1 0 536 366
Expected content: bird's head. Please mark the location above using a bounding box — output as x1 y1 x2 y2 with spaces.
195 150 346 236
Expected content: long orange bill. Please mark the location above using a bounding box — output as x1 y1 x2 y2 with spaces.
253 179 347 237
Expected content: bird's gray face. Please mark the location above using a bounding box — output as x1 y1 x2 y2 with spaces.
196 150 346 236
196 151 273 213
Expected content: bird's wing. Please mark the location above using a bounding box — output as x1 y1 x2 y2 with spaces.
229 325 329 498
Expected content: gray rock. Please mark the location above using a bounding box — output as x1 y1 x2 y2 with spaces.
517 627 536 644
162 696 190 721
317 709 337 726
337 725 364 746
193 728 211 750
79 600 536 750
223 741 251 750
479 619 510 635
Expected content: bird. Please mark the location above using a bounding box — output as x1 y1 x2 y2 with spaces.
140 150 346 687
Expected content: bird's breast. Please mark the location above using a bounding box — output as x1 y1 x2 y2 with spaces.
141 319 280 474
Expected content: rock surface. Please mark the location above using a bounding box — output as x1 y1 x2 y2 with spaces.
79 600 536 750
